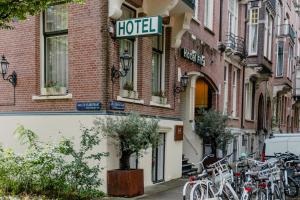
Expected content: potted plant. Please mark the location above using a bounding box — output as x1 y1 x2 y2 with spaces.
41 80 67 96
97 113 160 197
122 82 136 99
152 90 167 104
195 109 233 159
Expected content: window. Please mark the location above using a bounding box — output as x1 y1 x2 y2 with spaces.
228 0 238 35
276 41 284 77
232 70 238 117
152 30 164 96
264 10 273 60
276 2 282 36
43 4 68 89
248 8 259 55
119 5 136 91
287 45 294 80
245 80 255 120
223 66 228 115
194 0 199 20
204 0 214 30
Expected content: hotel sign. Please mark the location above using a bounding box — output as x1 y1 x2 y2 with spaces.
181 48 205 66
116 16 162 38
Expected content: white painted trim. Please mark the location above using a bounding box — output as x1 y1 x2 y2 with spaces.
32 94 73 100
116 96 145 104
149 101 171 108
40 14 44 92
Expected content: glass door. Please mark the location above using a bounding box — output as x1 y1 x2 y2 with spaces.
152 133 165 183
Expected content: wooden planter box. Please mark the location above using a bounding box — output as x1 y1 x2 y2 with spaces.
107 169 144 197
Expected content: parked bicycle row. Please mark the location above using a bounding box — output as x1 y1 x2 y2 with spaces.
182 152 300 200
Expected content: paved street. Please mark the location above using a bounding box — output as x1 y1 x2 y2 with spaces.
138 185 182 200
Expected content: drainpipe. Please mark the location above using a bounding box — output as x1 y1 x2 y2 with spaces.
241 3 247 130
219 0 223 42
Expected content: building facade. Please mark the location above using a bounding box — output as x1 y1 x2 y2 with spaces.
0 0 300 193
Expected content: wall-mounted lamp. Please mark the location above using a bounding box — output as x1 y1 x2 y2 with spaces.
1 55 17 87
174 72 189 94
111 50 133 83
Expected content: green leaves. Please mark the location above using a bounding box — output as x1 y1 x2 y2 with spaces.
0 124 106 199
0 0 84 29
195 109 233 151
97 112 160 160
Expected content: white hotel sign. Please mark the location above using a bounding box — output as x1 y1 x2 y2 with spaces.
116 16 163 38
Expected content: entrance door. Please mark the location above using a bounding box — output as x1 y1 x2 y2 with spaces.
152 133 165 183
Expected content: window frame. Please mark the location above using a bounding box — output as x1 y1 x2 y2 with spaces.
152 28 165 97
41 4 68 92
119 4 138 94
204 0 214 31
228 0 238 35
223 66 228 115
248 8 259 55
276 41 284 77
232 69 238 117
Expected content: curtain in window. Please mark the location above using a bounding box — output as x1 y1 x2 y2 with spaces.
249 9 258 54
44 4 68 88
276 41 284 76
46 36 68 87
152 34 163 96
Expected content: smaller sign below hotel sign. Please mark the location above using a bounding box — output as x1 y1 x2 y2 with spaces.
76 102 101 111
109 101 125 111
116 16 162 38
181 48 205 66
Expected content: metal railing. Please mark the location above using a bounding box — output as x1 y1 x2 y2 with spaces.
224 32 247 59
277 24 296 42
182 0 195 9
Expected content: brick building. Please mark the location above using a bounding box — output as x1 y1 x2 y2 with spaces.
0 0 300 193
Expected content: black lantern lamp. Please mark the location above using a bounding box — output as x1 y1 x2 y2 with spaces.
174 72 189 94
0 55 17 87
111 50 133 83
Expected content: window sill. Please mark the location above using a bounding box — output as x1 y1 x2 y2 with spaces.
245 119 255 123
32 94 73 100
204 26 215 35
192 17 201 25
229 116 239 120
149 101 171 109
116 96 144 105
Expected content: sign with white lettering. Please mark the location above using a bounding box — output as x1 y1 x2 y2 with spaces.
116 16 162 38
76 102 101 111
181 48 205 66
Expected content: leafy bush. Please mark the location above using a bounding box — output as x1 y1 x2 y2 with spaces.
0 125 107 199
195 109 233 156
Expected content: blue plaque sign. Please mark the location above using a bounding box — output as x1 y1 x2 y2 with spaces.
109 101 125 111
76 102 101 111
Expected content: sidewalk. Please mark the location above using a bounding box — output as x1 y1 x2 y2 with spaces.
102 178 187 200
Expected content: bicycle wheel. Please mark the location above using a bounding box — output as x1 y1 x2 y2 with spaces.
190 183 203 200
284 177 299 197
269 184 284 200
222 182 239 200
254 188 267 200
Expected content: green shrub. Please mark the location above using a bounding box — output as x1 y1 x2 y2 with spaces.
0 125 107 199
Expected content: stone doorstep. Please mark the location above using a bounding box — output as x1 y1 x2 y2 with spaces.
102 178 187 200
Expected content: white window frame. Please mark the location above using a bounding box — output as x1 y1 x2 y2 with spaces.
248 8 259 55
245 81 254 120
119 4 138 96
232 69 237 117
223 66 228 115
40 4 68 95
152 27 166 97
276 41 284 77
287 45 293 80
204 0 214 31
193 0 199 21
228 0 238 35
264 10 273 60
